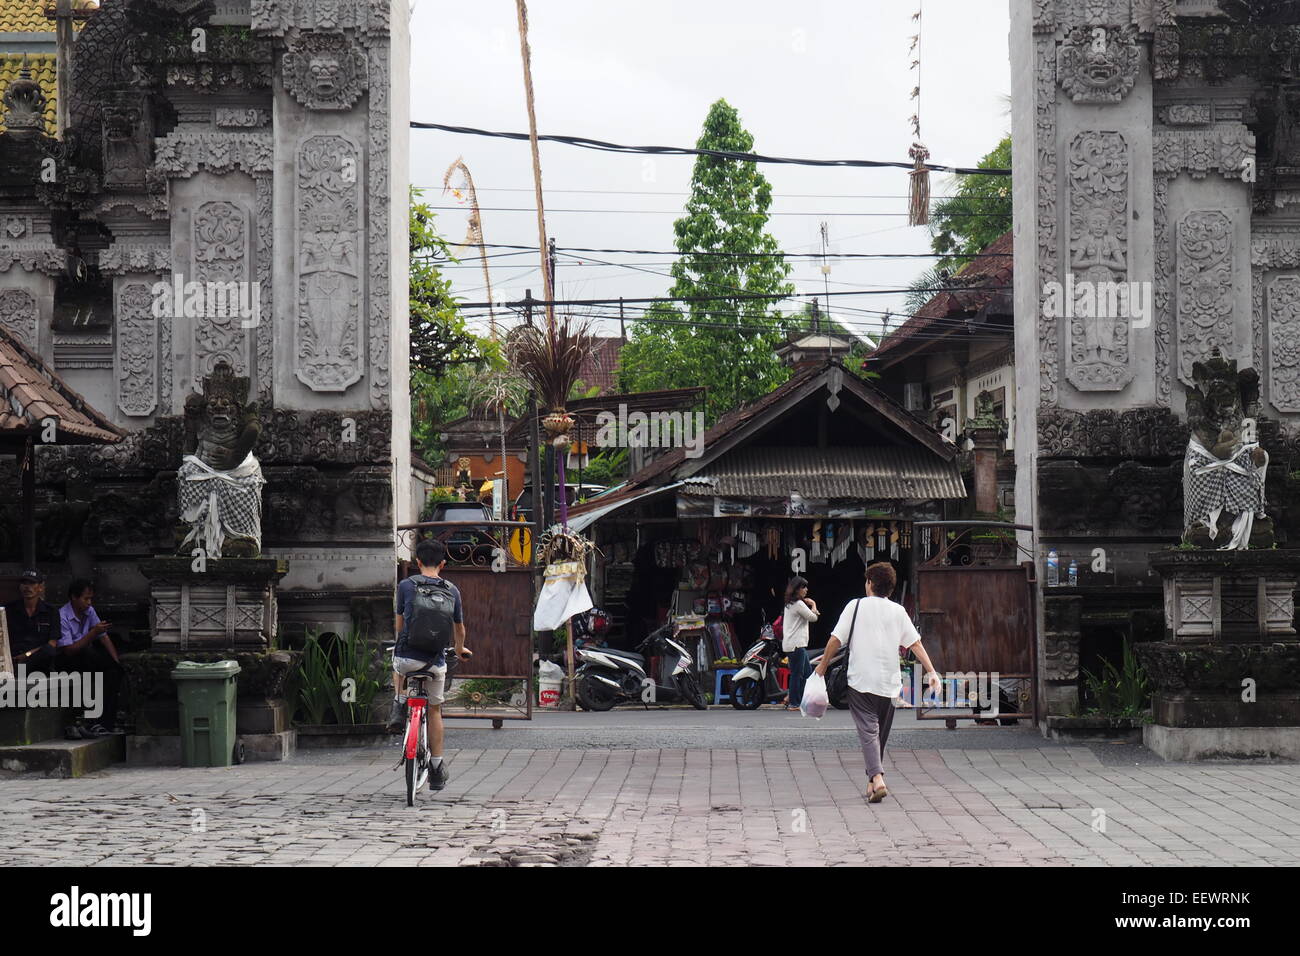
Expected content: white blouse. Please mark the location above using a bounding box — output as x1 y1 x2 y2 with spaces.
782 600 819 652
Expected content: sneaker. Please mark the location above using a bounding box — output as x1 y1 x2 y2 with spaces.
64 724 90 741
85 723 113 737
385 698 406 734
429 760 449 791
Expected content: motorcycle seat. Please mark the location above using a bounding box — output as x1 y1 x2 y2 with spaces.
599 646 645 663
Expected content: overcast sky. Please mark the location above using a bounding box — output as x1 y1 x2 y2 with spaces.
409 0 1011 342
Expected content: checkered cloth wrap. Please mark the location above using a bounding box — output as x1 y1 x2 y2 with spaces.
178 453 266 558
1183 438 1268 550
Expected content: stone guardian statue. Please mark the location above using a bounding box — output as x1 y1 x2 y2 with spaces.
179 361 266 558
1182 350 1272 550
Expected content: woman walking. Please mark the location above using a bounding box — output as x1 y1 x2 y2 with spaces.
815 562 941 803
782 577 818 712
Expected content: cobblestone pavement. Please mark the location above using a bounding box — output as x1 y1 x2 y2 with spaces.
3 744 1300 866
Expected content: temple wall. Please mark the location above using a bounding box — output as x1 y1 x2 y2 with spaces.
1014 0 1300 720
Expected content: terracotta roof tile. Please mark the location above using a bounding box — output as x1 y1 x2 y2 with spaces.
0 0 94 34
576 336 622 395
0 323 123 443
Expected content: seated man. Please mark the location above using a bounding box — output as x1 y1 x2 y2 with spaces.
3 569 59 672
57 578 124 737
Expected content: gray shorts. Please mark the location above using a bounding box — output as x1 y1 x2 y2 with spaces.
393 656 446 706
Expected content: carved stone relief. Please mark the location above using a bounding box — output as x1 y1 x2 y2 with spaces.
0 288 38 351
256 177 274 405
153 132 274 177
99 241 172 276
1037 36 1059 407
295 134 363 392
1267 276 1300 412
1058 25 1141 104
1176 210 1235 385
1067 131 1132 391
101 93 154 191
367 41 390 409
1154 175 1174 407
115 282 159 417
251 0 389 36
1153 127 1255 179
191 200 252 389
282 31 368 110
215 108 270 128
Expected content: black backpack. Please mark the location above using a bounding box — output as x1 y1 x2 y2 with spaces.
405 575 456 655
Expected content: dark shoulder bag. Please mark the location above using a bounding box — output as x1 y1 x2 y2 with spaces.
827 598 861 702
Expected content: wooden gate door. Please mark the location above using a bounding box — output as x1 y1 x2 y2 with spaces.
912 522 1037 724
398 521 535 723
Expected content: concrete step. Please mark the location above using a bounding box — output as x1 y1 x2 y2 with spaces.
0 734 125 778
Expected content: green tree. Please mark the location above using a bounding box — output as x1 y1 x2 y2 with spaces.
619 99 796 421
926 136 1011 275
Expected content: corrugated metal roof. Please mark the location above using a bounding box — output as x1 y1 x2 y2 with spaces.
681 446 966 501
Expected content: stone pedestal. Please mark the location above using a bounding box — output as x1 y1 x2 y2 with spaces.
1138 550 1300 759
1149 550 1298 642
140 557 289 649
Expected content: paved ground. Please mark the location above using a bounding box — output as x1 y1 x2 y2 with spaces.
2 710 1298 866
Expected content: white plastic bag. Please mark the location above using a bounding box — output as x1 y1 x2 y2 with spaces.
801 671 829 719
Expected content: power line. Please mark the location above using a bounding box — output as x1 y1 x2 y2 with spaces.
411 121 1012 175
452 285 1010 309
426 185 967 200
456 241 1011 261
427 204 1010 218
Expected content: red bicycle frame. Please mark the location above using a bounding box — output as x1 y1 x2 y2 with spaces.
403 696 426 760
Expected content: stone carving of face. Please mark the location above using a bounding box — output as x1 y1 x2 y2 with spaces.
207 394 236 430
309 54 342 96
1086 209 1109 238
1082 41 1121 90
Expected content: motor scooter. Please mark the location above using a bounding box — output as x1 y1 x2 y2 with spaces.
730 625 791 710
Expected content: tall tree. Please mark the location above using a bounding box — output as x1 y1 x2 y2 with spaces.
619 99 795 421
926 136 1012 274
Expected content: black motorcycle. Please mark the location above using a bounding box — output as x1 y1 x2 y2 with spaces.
574 623 707 712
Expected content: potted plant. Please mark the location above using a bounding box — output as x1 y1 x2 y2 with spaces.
293 627 390 747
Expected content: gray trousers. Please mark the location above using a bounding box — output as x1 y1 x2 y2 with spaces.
846 687 896 781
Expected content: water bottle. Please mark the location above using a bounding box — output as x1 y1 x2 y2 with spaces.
1068 559 1078 587
1046 548 1059 587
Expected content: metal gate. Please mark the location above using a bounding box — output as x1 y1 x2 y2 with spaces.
397 520 535 725
911 521 1037 725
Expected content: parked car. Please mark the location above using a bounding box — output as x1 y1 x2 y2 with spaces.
426 501 494 562
513 482 608 523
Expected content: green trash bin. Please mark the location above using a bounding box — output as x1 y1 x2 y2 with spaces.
171 660 241 768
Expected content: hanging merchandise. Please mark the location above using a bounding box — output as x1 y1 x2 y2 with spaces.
900 523 912 550
655 540 673 568
863 522 876 560
810 521 826 563
890 520 901 560
737 522 759 559
876 523 889 554
856 524 870 565
825 522 836 566
832 524 853 566
765 524 781 560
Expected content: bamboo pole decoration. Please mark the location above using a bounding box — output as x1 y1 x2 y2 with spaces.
907 2 930 227
514 0 555 332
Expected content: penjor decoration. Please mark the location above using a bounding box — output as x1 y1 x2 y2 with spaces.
906 3 930 227
178 361 267 558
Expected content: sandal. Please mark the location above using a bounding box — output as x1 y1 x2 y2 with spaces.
867 778 889 803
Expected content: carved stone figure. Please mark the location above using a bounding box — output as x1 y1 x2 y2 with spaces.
179 362 266 557
282 31 368 110
1 64 47 134
1057 25 1140 104
0 288 39 351
1177 210 1235 386
1182 350 1272 549
101 94 153 190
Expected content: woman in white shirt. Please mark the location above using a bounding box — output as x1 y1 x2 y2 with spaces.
782 576 819 712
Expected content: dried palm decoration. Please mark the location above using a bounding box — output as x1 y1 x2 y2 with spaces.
504 314 598 416
907 3 930 227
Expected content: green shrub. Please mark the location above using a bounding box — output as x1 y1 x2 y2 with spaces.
1082 640 1151 719
295 628 387 726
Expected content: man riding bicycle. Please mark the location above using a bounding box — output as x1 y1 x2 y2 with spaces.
389 538 472 791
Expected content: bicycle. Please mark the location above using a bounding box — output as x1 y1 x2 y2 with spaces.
396 652 460 807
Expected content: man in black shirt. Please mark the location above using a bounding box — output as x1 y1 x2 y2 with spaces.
3 569 58 671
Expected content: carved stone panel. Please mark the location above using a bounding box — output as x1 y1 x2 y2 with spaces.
1267 275 1300 412
1058 25 1140 104
282 31 368 110
1176 210 1235 385
1037 36 1059 407
0 288 38 351
115 282 159 417
295 134 363 392
1067 131 1132 392
191 200 252 389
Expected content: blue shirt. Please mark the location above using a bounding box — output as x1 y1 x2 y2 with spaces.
395 574 462 664
58 602 101 647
